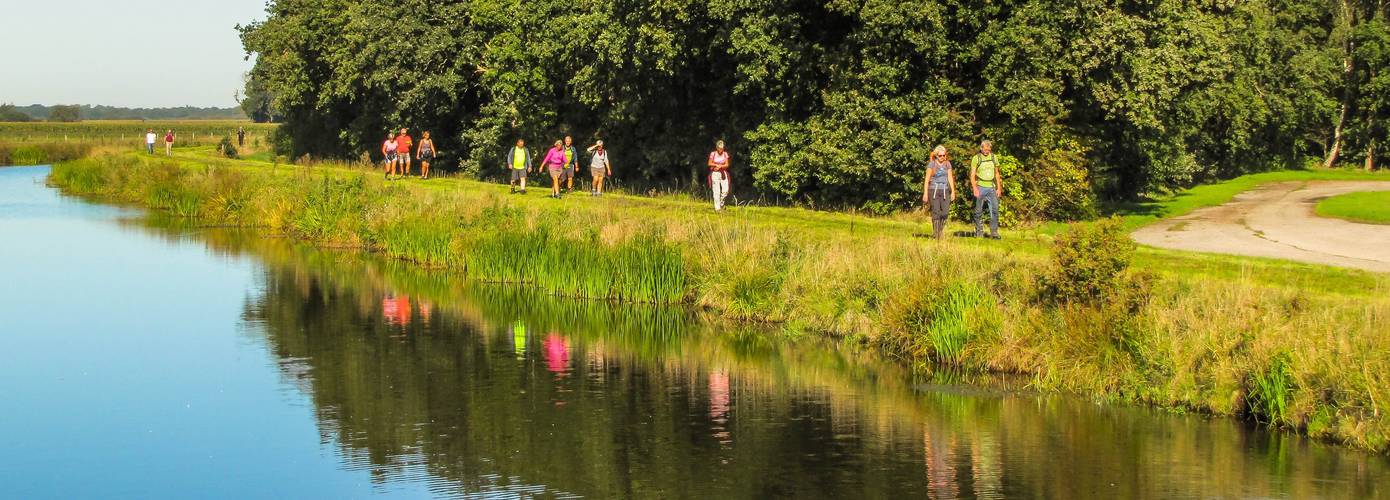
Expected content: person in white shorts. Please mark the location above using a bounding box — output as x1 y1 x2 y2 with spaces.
707 140 731 211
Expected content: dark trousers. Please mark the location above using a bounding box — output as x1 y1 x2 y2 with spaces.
974 187 999 237
929 184 951 239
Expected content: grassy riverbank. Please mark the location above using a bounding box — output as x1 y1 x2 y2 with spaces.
48 148 1390 453
1317 191 1390 225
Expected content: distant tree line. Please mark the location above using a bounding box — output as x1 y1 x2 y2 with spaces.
7 104 246 121
0 104 33 122
238 0 1390 215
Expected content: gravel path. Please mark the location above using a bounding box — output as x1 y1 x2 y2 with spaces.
1132 181 1390 273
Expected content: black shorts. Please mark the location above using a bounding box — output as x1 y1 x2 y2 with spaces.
385 152 398 162
420 150 436 161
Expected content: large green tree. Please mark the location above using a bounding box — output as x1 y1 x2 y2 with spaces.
240 0 1382 215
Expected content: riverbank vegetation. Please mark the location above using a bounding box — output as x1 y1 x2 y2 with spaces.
48 149 1390 453
1316 191 1390 225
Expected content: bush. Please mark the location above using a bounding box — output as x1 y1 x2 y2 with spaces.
217 136 238 158
269 125 294 157
1020 135 1098 221
1040 217 1137 305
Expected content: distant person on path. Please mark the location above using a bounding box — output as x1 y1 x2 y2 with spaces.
505 139 532 194
922 145 957 240
236 126 246 147
417 131 435 180
382 133 399 179
586 140 611 196
708 140 731 211
970 140 1003 239
145 129 156 154
396 128 414 177
562 136 580 193
542 140 567 199
163 130 175 156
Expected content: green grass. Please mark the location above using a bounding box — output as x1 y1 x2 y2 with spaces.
45 147 1390 455
1316 190 1390 225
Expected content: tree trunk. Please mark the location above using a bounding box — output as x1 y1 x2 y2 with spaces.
1326 0 1356 168
1367 132 1378 171
1327 101 1349 168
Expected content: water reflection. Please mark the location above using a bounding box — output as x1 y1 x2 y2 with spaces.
129 219 1390 499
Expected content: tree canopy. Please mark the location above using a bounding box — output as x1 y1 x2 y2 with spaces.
240 0 1390 216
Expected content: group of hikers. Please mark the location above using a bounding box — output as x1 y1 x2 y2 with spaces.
922 140 1004 240
502 136 614 198
144 129 175 156
376 129 1002 238
142 127 250 155
381 127 438 180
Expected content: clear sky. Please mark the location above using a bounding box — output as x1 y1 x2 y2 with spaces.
0 0 266 108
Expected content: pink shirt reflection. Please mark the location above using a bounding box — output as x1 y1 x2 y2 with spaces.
543 334 571 377
709 371 730 419
382 295 411 326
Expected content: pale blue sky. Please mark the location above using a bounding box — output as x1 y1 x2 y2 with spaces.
0 0 266 108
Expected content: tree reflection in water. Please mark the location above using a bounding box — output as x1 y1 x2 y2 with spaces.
130 222 1389 499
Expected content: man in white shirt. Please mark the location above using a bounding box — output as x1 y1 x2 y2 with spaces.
145 129 156 154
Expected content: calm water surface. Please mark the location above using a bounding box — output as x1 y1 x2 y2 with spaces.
1 165 1386 498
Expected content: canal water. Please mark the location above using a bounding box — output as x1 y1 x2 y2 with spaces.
1 165 1386 498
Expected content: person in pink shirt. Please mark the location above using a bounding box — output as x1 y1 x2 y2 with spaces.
541 140 566 199
708 140 731 211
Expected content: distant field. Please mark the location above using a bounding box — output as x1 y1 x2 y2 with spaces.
0 121 276 149
1317 191 1390 225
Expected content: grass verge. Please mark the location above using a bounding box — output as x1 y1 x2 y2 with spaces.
1316 191 1390 225
47 149 1390 454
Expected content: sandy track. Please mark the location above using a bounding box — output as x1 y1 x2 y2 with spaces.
1132 181 1390 273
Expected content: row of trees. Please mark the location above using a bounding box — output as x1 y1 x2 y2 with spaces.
0 104 80 122
238 0 1390 216
1 104 250 122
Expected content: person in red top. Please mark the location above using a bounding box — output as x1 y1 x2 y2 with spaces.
396 128 414 177
707 140 731 211
164 130 175 156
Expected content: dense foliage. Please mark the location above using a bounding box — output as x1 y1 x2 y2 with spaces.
239 0 1390 214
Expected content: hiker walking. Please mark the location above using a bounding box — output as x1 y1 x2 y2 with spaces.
236 126 246 147
505 139 532 194
922 145 956 240
970 140 1003 239
396 128 414 177
145 129 156 154
562 136 580 193
708 140 731 211
163 129 175 156
382 133 399 179
586 140 612 196
418 131 435 179
542 140 566 199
